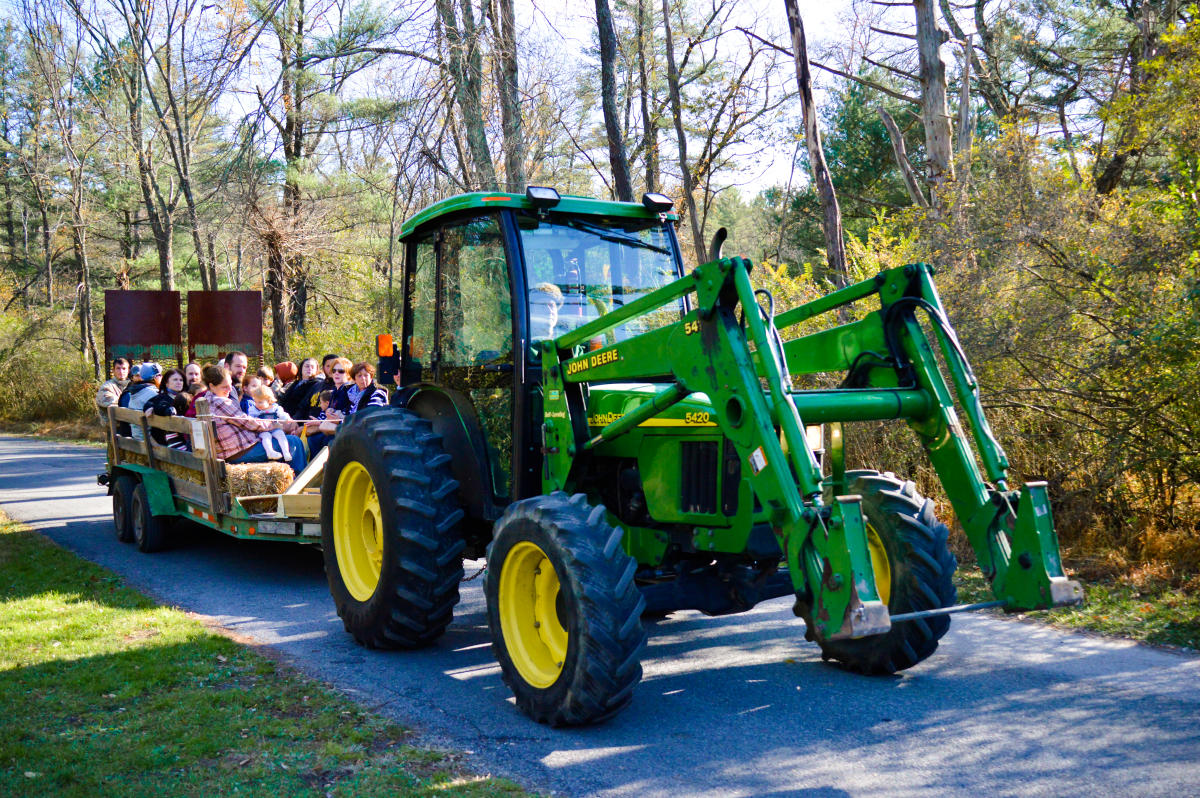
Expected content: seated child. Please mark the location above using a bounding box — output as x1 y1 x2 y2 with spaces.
248 384 293 461
163 393 193 452
239 375 263 413
317 389 343 434
184 382 206 417
303 390 341 458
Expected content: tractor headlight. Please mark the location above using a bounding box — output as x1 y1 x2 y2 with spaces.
526 186 561 208
642 192 673 212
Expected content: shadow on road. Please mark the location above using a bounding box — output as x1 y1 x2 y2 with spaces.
3 434 1199 797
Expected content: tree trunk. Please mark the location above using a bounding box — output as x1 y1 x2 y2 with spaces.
1 143 13 270
155 217 174 289
206 231 218 289
73 221 99 377
596 0 634 202
784 0 847 286
386 166 401 326
0 76 13 272
878 108 929 208
275 0 309 335
914 0 954 204
184 184 212 290
120 209 133 261
266 236 289 360
938 0 1010 120
126 19 174 290
637 0 657 193
955 35 973 160
39 203 51 303
289 264 307 334
1094 1 1171 195
490 0 524 192
437 0 498 190
662 0 707 264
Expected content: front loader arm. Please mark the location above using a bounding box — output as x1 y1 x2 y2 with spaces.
539 257 890 642
776 263 1083 611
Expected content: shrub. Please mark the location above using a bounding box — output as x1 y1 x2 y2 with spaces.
0 309 99 423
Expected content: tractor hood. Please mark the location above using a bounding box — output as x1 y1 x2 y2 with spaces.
585 383 717 431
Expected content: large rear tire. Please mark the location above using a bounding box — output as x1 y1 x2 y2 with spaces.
806 470 957 674
321 408 466 649
112 474 136 543
485 492 646 726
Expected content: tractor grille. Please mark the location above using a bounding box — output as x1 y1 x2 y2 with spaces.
680 441 719 514
722 437 740 515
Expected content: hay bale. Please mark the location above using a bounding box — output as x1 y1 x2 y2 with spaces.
121 448 293 515
224 462 293 497
238 496 281 515
122 451 205 486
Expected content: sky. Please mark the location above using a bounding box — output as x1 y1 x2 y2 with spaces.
522 0 858 195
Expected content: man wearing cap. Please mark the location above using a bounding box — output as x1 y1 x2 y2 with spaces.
96 358 130 427
117 362 162 440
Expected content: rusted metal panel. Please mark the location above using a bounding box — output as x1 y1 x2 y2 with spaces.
187 291 263 365
103 290 183 368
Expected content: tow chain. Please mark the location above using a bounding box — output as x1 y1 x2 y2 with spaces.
462 564 488 582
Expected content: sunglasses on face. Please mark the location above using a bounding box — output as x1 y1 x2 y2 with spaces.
332 369 346 374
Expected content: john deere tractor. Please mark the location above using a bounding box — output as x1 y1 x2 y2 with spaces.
320 187 1082 726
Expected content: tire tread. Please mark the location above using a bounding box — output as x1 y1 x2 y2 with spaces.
485 492 646 726
809 470 957 674
322 409 465 650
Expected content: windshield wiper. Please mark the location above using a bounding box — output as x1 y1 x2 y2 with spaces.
566 218 671 255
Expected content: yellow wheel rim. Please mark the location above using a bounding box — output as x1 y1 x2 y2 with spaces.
498 541 568 689
866 524 892 606
333 461 384 602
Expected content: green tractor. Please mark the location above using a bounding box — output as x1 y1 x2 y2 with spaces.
320 187 1082 726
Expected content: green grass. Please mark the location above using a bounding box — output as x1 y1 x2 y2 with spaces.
954 567 1200 651
0 518 525 797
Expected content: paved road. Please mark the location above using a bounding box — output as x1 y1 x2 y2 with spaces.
2 434 1198 797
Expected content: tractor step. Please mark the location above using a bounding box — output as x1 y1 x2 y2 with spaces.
889 600 1007 623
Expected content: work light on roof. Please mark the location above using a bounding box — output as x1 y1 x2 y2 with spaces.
642 192 673 212
526 186 561 208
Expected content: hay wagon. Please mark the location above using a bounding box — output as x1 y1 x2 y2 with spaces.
100 400 327 551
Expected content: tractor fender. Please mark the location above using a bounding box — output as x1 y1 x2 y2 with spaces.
391 384 503 525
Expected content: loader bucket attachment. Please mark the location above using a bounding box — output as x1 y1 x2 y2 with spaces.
995 482 1084 611
792 494 891 641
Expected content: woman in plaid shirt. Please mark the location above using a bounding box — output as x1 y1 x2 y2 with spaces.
201 365 309 475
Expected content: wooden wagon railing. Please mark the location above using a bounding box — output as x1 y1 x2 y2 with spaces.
106 399 326 520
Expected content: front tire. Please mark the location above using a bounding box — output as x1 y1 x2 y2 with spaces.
807 470 957 674
321 408 465 649
485 492 646 726
112 474 136 543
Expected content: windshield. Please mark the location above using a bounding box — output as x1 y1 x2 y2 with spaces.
516 212 685 345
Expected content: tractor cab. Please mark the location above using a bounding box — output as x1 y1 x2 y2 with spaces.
388 188 686 538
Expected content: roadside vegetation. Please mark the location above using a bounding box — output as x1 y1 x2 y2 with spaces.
0 1 1195 653
954 566 1200 652
0 516 524 797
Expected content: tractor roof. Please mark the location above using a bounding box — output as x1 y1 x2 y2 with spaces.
399 191 678 239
